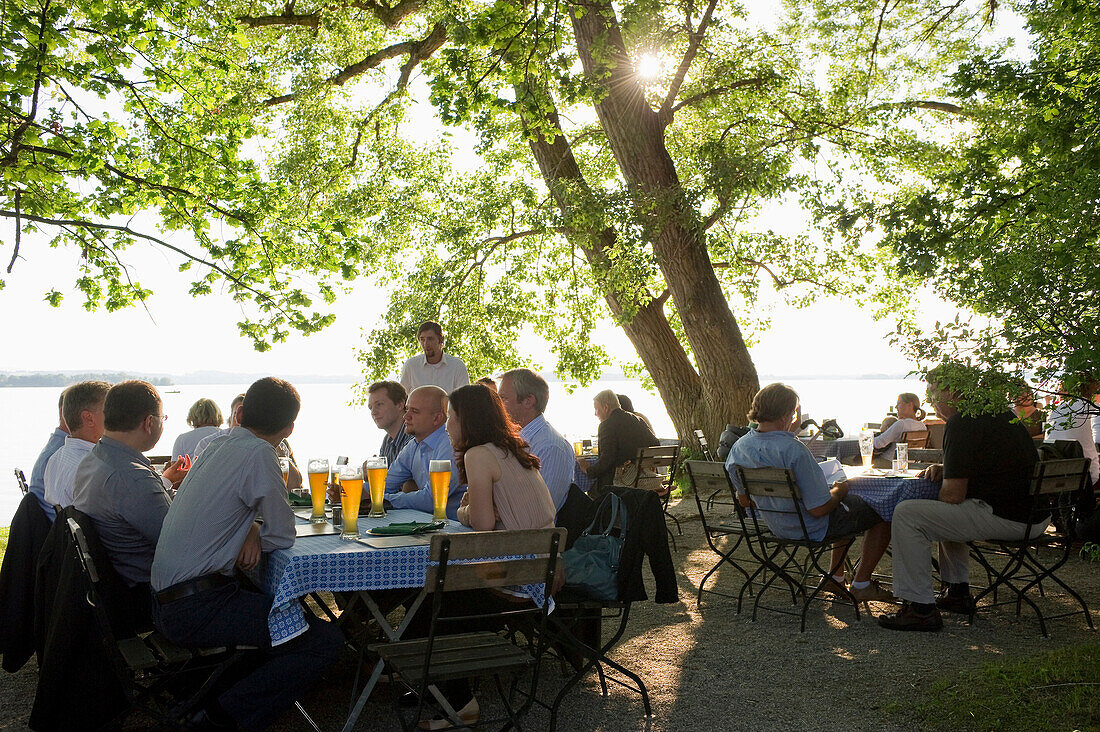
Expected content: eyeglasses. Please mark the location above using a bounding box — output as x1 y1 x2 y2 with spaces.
151 414 168 422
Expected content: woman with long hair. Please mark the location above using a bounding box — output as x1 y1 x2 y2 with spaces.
449 383 555 531
873 392 928 452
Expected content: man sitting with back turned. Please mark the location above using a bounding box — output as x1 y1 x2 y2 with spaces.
725 383 894 602
43 380 110 510
364 380 412 466
382 385 464 517
27 390 69 521
878 364 1043 632
151 377 343 731
72 381 186 609
576 389 659 498
498 369 574 511
398 320 471 393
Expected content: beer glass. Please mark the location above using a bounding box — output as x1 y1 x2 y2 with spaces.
278 457 290 485
573 441 583 457
858 432 874 468
339 465 363 541
896 442 909 471
365 456 388 519
306 459 329 524
428 459 451 523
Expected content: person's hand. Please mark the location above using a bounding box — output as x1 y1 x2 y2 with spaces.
162 456 189 486
832 479 850 499
459 490 470 508
285 460 303 493
401 479 418 494
919 464 944 482
575 456 588 473
457 504 471 527
236 521 262 571
326 480 341 504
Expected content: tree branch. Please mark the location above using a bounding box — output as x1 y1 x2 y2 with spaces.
658 0 718 124
263 22 445 106
7 190 20 273
869 100 968 115
666 77 770 118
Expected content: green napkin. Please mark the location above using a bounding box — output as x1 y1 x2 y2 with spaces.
369 521 445 536
288 491 313 507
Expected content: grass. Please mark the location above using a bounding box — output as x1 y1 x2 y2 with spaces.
901 642 1100 731
0 525 8 563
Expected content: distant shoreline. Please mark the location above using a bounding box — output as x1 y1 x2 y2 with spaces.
0 371 922 388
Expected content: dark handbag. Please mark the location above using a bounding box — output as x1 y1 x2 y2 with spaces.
562 493 628 600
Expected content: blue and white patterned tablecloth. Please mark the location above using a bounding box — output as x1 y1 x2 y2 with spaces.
261 509 471 644
573 458 595 493
846 470 941 521
801 437 862 461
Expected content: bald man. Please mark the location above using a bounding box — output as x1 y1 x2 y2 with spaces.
382 386 464 518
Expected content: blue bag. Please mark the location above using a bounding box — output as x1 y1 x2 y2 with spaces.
562 493 628 601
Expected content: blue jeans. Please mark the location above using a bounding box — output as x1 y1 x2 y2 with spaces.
153 579 343 730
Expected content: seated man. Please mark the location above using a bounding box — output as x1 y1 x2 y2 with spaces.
576 389 659 497
364 380 412 466
151 377 343 730
725 383 893 602
879 364 1043 632
44 380 110 509
499 369 574 511
378 385 464 517
72 381 187 603
27 390 70 520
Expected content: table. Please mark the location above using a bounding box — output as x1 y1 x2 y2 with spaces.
845 468 941 521
801 436 862 461
574 457 595 493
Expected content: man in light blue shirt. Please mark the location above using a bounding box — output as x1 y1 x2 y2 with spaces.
27 390 69 520
499 369 574 511
725 383 892 603
383 385 464 518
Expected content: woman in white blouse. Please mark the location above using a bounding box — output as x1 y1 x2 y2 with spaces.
873 393 927 452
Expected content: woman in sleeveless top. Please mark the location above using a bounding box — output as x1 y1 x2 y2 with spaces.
448 384 555 531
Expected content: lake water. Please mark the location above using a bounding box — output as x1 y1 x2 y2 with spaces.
0 376 922 525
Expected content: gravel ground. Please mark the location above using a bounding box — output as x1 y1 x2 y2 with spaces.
3 498 1098 731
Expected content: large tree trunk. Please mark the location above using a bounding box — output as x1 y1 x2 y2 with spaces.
516 75 752 444
566 2 760 440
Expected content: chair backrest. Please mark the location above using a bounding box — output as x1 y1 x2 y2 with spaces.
1025 458 1091 536
425 528 566 594
901 431 929 449
15 468 29 495
636 443 681 492
908 448 943 466
733 465 814 539
924 421 946 449
692 430 716 461
685 460 739 528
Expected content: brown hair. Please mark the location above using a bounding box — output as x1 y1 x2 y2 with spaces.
449 384 539 483
898 392 927 421
368 380 407 406
747 383 799 424
104 381 161 431
417 320 443 339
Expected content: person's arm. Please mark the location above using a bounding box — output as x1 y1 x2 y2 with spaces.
458 446 497 530
385 483 433 512
118 471 172 543
586 417 620 480
807 480 849 517
873 420 906 450
792 447 837 517
455 359 470 389
385 443 416 493
251 454 295 551
236 521 262 571
540 438 575 509
939 477 968 504
936 418 969 505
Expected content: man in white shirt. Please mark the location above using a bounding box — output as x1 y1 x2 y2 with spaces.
398 320 470 394
499 369 574 511
43 380 110 509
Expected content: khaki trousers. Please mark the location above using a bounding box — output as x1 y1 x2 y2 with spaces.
891 498 1048 605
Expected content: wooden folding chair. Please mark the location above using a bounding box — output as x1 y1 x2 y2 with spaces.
634 443 682 549
15 468 29 495
901 431 929 448
967 458 1095 636
66 515 249 728
733 466 862 632
685 460 762 610
369 529 564 731
907 449 943 469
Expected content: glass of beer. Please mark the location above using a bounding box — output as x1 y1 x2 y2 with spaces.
306 458 329 524
365 456 388 519
278 457 290 485
428 459 451 523
896 442 909 471
339 465 363 541
858 433 875 468
573 440 583 457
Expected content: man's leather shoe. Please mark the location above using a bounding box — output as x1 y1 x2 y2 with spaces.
935 592 975 615
877 603 943 632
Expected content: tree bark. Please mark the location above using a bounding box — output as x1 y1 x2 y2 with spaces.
564 1 759 442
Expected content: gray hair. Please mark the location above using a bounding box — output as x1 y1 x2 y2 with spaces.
594 389 621 411
503 368 549 414
62 381 111 432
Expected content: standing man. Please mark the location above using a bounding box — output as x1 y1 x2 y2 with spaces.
151 377 342 730
72 381 186 601
44 380 111 509
577 390 659 497
27 390 70 520
383 385 464 517
398 321 470 394
879 364 1043 632
498 369 574 511
365 380 412 465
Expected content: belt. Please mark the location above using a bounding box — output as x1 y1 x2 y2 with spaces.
155 573 234 605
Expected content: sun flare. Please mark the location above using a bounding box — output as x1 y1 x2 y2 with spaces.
636 53 662 80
